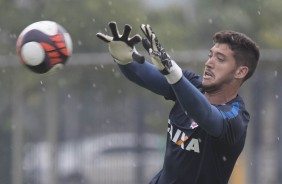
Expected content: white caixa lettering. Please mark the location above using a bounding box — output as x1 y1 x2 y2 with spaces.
168 119 200 153
186 138 200 153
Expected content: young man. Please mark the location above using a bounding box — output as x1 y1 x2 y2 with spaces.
96 22 260 184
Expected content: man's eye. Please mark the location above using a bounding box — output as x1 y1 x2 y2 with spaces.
217 57 224 61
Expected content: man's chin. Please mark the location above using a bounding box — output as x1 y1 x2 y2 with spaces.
202 83 218 93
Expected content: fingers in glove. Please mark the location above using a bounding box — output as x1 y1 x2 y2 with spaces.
132 52 145 64
128 35 142 47
140 24 162 52
109 21 120 40
120 24 132 41
140 24 153 40
140 24 148 39
142 38 151 53
96 33 113 43
151 33 160 52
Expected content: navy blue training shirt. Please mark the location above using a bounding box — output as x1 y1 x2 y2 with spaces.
119 61 250 184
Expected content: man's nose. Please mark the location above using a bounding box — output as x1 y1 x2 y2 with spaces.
205 57 214 68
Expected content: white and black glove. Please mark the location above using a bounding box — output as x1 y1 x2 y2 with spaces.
139 24 183 84
96 21 145 64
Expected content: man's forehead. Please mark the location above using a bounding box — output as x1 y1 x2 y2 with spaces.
212 43 231 50
211 43 234 55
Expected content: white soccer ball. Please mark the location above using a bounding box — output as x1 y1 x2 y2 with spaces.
16 20 73 74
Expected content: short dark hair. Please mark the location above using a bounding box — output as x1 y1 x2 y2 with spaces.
213 31 260 82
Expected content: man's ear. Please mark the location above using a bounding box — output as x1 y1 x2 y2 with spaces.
235 66 249 79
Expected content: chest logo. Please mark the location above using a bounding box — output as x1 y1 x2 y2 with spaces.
190 121 199 129
168 120 200 153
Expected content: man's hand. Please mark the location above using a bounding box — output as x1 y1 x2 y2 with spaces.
140 24 183 84
96 22 144 64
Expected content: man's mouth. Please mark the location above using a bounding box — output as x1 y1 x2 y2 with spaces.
203 70 213 79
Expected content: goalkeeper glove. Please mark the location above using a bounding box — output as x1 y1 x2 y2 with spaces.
96 21 144 64
140 24 183 84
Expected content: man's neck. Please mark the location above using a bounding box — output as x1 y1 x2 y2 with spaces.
205 88 238 105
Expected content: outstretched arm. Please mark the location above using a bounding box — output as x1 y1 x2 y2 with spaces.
118 61 173 98
139 24 224 137
172 77 224 137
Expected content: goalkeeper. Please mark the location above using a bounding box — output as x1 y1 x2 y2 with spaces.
96 22 260 184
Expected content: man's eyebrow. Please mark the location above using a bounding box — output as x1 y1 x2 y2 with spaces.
209 49 227 58
216 52 226 58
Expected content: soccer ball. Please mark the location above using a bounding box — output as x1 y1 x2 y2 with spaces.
16 21 73 74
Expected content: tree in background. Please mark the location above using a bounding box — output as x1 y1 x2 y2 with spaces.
1 0 282 55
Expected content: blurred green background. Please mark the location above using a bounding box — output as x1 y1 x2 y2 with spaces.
0 0 282 184
1 0 282 55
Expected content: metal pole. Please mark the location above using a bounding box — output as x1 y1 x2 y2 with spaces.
43 75 59 184
11 69 24 184
134 96 145 184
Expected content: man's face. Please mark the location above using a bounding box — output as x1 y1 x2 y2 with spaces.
202 43 238 92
